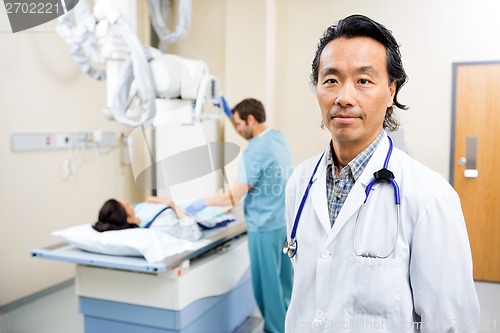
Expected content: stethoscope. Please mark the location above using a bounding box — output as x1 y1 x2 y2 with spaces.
283 136 401 259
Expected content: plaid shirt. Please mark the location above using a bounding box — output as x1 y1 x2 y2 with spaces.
326 131 384 226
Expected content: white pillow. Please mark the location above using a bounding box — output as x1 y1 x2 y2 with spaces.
53 224 208 263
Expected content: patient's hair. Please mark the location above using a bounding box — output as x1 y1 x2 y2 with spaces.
93 199 139 232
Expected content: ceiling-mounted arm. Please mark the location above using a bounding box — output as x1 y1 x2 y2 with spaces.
56 0 106 80
147 0 193 51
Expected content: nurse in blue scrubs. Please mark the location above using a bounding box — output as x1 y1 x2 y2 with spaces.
186 98 293 333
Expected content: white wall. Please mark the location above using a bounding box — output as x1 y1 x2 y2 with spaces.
275 0 500 177
177 0 500 179
0 10 142 305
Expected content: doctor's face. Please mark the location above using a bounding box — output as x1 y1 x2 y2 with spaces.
316 37 395 151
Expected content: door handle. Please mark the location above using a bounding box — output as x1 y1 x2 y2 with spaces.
460 136 478 178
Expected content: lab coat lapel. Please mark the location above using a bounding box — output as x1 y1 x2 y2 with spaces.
325 178 366 244
309 156 331 233
323 133 390 246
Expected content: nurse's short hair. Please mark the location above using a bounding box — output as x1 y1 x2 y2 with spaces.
311 14 408 131
233 98 266 124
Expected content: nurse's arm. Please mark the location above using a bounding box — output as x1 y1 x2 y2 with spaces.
205 180 252 207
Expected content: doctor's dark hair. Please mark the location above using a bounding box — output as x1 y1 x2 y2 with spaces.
311 14 408 131
93 199 138 232
232 98 266 124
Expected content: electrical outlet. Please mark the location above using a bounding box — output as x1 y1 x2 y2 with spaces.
55 134 73 148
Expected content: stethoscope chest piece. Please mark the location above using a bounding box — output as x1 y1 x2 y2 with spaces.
283 238 297 258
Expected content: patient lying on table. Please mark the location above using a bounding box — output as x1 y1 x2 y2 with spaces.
93 196 202 241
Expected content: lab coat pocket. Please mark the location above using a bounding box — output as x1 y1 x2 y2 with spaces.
343 255 402 318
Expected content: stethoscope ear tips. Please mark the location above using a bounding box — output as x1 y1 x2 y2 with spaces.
373 168 394 182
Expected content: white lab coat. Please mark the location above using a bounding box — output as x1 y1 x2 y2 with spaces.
285 132 480 333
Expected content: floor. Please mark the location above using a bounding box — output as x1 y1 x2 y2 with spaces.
475 281 500 332
0 281 83 333
0 281 498 333
0 279 263 333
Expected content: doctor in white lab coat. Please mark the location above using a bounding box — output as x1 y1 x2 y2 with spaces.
284 15 479 333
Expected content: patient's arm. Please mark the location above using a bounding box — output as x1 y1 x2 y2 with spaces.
145 196 172 205
145 196 187 219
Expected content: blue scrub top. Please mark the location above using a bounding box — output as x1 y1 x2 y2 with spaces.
237 129 293 232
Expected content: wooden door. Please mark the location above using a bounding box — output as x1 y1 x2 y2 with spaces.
452 62 500 282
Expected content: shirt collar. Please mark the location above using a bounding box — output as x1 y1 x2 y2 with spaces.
326 130 384 181
257 127 271 138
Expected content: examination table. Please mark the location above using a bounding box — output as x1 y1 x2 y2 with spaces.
31 211 256 333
